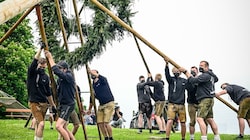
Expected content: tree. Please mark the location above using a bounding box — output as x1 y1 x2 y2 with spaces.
0 13 34 107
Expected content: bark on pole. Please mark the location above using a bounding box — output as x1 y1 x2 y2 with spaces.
54 0 69 51
216 96 238 113
35 5 59 111
72 0 102 138
0 0 44 25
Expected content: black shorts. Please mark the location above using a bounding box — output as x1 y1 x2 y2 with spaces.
58 104 75 121
139 102 153 118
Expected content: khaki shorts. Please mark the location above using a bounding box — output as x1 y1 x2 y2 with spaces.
167 103 186 123
70 110 80 125
97 101 115 123
29 102 48 123
197 98 214 119
154 101 166 116
188 103 198 126
238 97 250 119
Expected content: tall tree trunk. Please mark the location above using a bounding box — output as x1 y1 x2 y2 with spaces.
0 0 44 24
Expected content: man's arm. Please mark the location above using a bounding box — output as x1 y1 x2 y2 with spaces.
87 103 93 115
34 48 42 60
44 50 56 67
47 95 56 107
215 89 227 97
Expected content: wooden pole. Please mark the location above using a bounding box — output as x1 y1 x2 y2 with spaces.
35 4 58 112
0 5 36 44
216 96 238 113
73 82 88 140
54 0 69 51
71 0 89 138
24 113 32 128
71 0 101 139
85 66 102 140
72 0 84 44
0 0 44 25
128 22 151 74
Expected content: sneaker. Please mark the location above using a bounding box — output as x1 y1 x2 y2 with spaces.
137 129 142 134
28 127 35 130
171 126 176 133
234 134 243 139
156 131 165 134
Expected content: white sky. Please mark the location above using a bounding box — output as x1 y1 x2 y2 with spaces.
28 0 250 134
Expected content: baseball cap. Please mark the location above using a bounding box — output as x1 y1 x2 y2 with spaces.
57 60 69 69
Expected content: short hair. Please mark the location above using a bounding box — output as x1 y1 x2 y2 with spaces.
191 66 198 70
200 60 209 67
92 69 99 74
172 67 178 72
221 83 229 88
155 73 162 80
139 75 144 80
38 58 47 64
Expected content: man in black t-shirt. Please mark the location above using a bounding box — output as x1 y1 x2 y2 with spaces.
45 50 76 140
216 83 250 139
27 47 56 140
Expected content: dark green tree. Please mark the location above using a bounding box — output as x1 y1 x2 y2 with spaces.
0 14 35 107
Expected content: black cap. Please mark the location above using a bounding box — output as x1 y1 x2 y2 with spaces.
57 61 69 69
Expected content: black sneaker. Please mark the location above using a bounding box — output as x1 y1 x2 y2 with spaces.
28 127 35 130
137 129 142 134
156 131 165 134
234 134 243 139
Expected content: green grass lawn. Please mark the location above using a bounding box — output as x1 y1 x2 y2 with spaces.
0 119 242 140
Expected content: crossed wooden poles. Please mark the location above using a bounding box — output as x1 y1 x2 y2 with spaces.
0 0 239 140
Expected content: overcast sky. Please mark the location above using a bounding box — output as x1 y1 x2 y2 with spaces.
29 0 250 134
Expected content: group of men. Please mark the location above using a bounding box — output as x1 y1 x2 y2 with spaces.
27 44 250 140
136 58 250 140
27 46 116 140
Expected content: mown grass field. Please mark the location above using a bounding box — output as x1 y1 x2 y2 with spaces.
0 119 242 140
